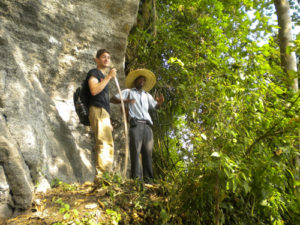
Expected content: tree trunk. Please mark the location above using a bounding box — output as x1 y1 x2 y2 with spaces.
215 172 220 225
274 0 299 189
153 0 157 37
274 0 298 91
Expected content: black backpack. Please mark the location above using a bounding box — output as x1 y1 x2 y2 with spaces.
73 79 90 126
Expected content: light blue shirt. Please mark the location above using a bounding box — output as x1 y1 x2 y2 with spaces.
115 88 157 124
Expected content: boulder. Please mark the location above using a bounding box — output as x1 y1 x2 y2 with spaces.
0 0 139 219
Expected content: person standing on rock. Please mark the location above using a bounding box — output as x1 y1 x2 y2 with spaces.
86 49 116 181
110 69 164 183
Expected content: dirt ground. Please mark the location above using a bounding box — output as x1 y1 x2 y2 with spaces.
5 177 165 225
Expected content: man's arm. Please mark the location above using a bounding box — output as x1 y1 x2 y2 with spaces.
110 96 121 104
89 68 117 96
110 96 136 104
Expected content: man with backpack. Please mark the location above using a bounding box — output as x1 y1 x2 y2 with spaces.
86 49 116 180
110 69 164 184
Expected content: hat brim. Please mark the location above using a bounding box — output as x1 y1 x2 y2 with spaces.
125 69 156 92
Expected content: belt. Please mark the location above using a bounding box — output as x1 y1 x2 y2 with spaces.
130 118 152 126
136 120 147 123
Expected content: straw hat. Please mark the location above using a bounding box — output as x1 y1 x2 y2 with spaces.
125 69 156 92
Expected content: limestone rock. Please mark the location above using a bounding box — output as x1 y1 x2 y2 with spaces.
0 136 33 209
0 0 139 220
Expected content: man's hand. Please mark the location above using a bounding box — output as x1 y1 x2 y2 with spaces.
108 68 117 79
155 93 164 105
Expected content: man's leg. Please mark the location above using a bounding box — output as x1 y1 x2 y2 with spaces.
129 123 143 179
141 124 154 180
89 106 114 176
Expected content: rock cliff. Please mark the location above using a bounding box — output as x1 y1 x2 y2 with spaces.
0 0 139 220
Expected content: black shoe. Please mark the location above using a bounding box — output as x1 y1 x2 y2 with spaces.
145 177 156 186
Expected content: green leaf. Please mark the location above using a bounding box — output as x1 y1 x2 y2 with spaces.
273 86 284 95
201 133 207 140
260 199 268 206
211 152 220 158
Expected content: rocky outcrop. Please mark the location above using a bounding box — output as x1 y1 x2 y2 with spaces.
0 0 139 219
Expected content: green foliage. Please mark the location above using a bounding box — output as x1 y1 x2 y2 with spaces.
106 209 122 225
127 0 299 224
51 178 63 188
51 178 78 191
53 198 101 225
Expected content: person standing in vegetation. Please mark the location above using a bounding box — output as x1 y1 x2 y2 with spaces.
86 49 116 181
110 69 164 183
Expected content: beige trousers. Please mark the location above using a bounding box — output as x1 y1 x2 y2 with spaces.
89 106 114 175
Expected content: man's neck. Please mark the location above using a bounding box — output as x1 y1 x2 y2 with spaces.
134 87 144 92
97 66 106 74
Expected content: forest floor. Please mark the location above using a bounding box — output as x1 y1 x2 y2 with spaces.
6 175 167 225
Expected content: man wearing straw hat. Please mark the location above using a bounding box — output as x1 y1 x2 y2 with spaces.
110 69 164 183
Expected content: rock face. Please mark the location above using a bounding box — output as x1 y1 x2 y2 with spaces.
0 0 139 219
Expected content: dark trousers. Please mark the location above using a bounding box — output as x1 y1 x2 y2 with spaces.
129 122 154 180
